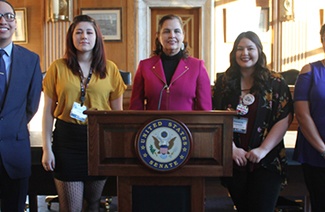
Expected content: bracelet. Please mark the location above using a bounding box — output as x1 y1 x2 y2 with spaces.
321 151 325 158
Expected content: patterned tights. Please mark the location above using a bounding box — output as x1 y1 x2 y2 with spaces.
54 178 107 212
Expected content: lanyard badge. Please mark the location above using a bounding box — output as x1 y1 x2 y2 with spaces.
79 68 93 106
70 68 93 122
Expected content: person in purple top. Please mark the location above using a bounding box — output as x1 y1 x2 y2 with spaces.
293 23 325 212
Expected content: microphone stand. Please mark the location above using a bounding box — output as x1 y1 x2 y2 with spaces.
157 84 167 110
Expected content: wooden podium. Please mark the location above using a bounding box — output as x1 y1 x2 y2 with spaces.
85 110 235 212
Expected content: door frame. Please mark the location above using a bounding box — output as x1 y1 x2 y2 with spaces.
135 0 214 83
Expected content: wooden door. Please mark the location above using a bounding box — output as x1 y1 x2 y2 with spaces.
151 8 201 58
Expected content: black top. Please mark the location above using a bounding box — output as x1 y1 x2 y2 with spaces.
161 51 182 85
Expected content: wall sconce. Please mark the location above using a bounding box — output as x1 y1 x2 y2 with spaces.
48 0 72 22
279 0 294 22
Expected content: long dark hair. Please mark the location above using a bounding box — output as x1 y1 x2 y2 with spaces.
152 14 189 58
64 15 107 78
222 31 271 96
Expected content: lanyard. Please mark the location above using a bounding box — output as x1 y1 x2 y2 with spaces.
79 68 92 106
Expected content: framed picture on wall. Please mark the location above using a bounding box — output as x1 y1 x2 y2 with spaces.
81 8 122 41
13 8 28 43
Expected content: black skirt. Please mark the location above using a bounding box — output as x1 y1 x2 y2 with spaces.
52 119 106 181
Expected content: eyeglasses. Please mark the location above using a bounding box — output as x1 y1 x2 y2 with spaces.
0 13 15 22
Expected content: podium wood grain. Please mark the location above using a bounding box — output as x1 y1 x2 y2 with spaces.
85 110 235 212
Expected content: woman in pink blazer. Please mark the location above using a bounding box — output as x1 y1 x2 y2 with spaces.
129 14 211 110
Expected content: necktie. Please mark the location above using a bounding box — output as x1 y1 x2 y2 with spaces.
0 49 7 109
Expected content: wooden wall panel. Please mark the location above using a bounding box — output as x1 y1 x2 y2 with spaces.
8 0 136 76
77 0 135 74
10 0 45 71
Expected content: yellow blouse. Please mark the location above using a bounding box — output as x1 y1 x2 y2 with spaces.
43 58 127 124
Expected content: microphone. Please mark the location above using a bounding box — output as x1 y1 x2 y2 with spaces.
157 84 168 110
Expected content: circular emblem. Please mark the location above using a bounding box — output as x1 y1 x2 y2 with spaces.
135 118 192 172
236 103 249 115
242 94 255 106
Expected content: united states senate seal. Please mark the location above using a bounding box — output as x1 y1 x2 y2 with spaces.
135 118 192 172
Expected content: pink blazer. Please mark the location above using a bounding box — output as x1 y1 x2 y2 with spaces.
129 55 212 110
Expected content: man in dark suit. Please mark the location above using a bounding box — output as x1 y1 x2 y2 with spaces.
0 1 42 211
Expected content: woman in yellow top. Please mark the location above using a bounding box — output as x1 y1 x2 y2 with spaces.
41 15 126 211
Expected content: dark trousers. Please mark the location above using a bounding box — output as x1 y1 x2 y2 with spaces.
0 157 29 212
302 163 325 212
222 166 282 212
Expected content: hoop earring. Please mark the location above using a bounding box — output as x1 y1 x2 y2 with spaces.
181 42 185 51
